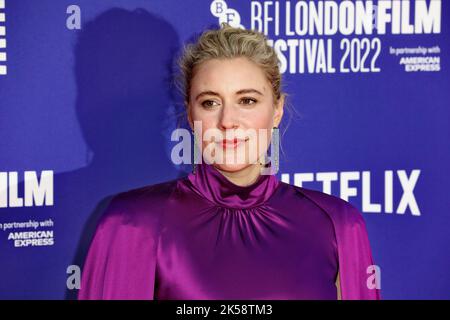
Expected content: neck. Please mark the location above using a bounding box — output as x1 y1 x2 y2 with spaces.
214 163 263 187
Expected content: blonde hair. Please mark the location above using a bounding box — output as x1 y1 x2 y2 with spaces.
176 22 285 105
174 22 299 161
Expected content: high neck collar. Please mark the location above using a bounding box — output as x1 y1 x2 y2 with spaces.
187 162 280 209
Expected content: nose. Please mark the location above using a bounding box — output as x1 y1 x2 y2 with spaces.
218 102 239 130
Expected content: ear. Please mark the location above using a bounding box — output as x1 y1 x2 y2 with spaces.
273 94 285 128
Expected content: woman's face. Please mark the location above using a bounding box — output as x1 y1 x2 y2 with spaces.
188 57 284 173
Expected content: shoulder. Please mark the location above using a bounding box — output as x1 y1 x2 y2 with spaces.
78 178 185 300
279 182 366 228
112 177 180 209
97 177 182 233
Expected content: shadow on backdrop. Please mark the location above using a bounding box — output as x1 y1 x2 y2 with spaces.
63 7 185 300
0 6 185 300
0 8 198 299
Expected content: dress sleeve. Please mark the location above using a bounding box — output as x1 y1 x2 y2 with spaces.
336 204 381 300
77 195 159 300
298 187 381 300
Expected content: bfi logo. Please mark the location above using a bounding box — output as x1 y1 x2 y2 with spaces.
0 0 6 75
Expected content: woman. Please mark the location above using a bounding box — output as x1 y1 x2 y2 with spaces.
78 23 380 300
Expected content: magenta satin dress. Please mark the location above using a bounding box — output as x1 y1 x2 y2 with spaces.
78 162 380 300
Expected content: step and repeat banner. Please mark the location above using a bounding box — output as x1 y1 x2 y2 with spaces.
0 0 449 299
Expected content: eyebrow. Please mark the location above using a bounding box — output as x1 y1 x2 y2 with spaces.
195 88 264 101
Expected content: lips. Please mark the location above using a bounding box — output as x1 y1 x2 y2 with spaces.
220 138 248 149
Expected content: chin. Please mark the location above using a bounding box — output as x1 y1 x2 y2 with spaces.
212 162 252 173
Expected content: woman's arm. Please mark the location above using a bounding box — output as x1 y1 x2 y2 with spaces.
336 271 341 300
